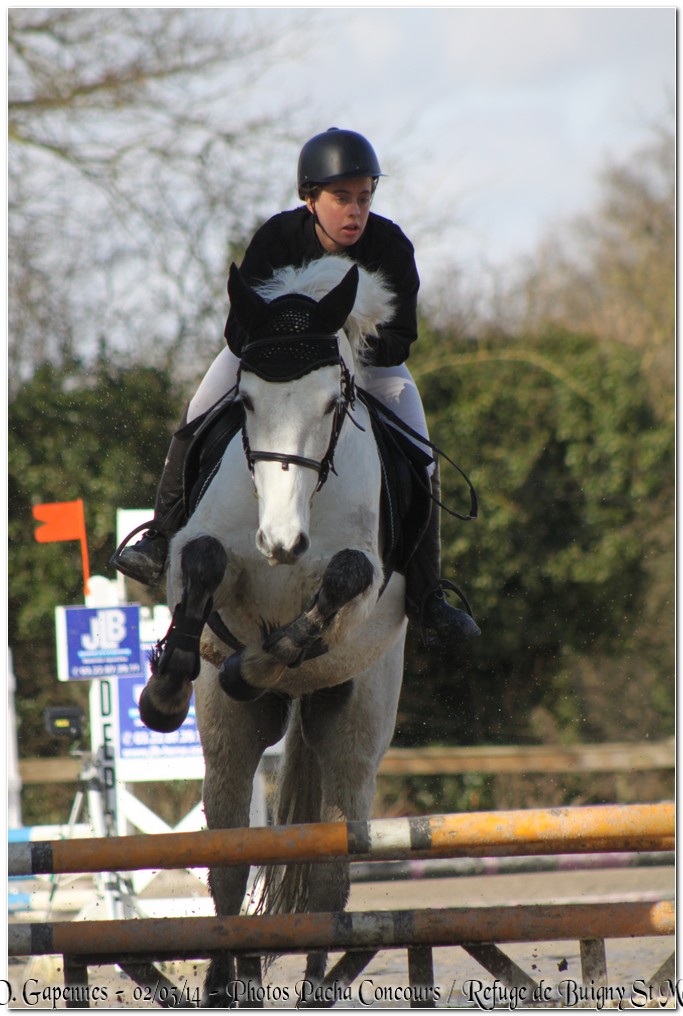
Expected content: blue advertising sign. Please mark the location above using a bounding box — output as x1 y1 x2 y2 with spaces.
56 605 143 681
115 642 204 780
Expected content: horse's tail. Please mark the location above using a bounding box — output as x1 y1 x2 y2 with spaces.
254 698 322 916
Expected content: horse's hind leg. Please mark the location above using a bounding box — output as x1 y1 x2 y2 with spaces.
139 535 227 732
298 651 404 986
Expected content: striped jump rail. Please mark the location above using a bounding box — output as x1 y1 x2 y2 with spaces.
349 848 676 884
9 803 674 877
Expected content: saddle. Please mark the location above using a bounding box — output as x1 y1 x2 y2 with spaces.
180 392 435 578
181 393 245 519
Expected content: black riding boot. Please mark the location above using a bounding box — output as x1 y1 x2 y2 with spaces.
405 464 481 647
110 405 190 586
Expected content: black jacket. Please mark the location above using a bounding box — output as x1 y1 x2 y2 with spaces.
224 207 420 367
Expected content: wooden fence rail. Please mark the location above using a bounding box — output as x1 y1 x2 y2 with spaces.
18 738 675 784
378 739 675 775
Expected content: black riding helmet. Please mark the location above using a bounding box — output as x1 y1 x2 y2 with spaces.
297 128 384 198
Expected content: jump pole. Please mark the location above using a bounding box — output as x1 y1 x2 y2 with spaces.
9 900 674 960
10 803 674 877
349 848 676 883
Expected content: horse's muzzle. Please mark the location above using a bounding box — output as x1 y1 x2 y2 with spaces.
257 529 310 565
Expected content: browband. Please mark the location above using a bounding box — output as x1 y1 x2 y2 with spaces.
240 334 341 382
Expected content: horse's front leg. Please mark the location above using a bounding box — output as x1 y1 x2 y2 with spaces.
139 534 227 731
220 548 377 702
199 685 289 1008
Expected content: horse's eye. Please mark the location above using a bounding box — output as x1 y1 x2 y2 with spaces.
324 397 339 415
240 394 254 413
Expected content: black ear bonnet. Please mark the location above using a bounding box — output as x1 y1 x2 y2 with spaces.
228 263 359 382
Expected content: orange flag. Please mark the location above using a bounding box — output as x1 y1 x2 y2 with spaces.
32 499 90 598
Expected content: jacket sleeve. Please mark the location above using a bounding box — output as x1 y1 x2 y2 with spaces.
363 235 420 367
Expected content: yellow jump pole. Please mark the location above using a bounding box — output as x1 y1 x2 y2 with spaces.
9 803 674 878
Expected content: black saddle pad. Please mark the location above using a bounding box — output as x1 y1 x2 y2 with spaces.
181 394 433 576
182 396 245 518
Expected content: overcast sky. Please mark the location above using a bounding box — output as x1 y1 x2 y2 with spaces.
252 6 674 291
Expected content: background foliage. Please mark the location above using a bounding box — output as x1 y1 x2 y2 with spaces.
8 11 673 822
397 328 673 747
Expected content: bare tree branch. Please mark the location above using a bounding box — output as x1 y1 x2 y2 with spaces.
8 8 312 388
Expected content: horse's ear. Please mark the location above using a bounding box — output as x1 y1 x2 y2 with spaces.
313 264 360 334
227 263 268 332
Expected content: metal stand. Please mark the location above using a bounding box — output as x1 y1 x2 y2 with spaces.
58 749 137 920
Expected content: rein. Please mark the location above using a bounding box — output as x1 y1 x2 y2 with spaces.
239 342 362 494
357 387 478 522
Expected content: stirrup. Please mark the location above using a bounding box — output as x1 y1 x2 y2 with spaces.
109 520 166 583
417 579 479 649
109 516 154 556
420 578 475 619
109 519 155 558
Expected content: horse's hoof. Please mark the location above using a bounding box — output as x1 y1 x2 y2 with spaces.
218 654 266 701
138 687 190 732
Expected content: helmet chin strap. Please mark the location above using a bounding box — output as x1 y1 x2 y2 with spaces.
310 201 342 251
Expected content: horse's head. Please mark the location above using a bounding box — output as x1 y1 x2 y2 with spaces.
228 259 375 566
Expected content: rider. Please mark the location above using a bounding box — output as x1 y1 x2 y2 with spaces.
113 128 480 647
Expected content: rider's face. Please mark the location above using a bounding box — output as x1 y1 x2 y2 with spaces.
306 177 374 252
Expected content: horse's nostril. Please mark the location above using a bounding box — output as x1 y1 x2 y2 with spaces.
292 533 310 558
256 529 269 555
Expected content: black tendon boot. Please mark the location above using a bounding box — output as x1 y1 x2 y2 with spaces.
405 464 481 647
110 406 191 586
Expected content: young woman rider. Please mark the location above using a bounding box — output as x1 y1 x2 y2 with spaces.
113 128 480 647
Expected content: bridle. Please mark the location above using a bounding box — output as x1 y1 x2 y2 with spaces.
239 333 363 494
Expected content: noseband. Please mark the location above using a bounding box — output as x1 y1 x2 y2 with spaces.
239 333 362 493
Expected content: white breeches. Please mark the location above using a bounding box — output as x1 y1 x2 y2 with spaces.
188 346 242 421
188 346 435 473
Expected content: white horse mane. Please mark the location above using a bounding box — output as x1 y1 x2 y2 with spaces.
253 255 395 366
